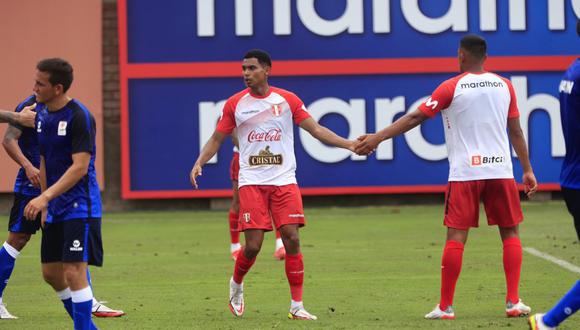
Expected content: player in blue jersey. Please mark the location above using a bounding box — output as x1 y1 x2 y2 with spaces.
16 58 103 329
0 94 123 320
527 21 580 330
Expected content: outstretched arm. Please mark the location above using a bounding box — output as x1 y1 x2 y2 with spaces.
508 117 537 197
0 104 36 127
2 125 41 187
190 131 228 188
355 108 429 155
299 117 355 151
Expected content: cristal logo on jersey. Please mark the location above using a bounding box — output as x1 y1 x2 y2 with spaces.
247 128 281 143
249 146 283 166
471 155 506 167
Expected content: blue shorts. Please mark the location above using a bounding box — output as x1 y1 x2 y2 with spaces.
9 193 41 234
41 218 103 266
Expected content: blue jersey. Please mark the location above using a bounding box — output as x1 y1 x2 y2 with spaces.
559 59 580 189
12 95 41 197
36 99 102 222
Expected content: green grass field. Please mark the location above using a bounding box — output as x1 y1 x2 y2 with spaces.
0 201 578 329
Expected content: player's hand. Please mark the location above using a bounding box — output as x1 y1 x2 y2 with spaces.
522 171 538 198
18 103 37 128
24 164 41 188
23 194 48 220
354 133 380 155
190 163 202 189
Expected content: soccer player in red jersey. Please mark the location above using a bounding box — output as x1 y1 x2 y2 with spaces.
355 35 538 319
191 49 355 320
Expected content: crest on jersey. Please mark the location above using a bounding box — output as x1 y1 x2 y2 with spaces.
271 104 283 116
58 121 67 136
243 213 251 223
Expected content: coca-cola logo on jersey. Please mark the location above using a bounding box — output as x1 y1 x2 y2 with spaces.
247 129 282 143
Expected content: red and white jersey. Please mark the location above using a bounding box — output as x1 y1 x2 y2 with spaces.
216 86 310 187
418 72 520 181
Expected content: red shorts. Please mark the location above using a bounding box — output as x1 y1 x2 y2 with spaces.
230 152 239 181
238 184 305 231
444 179 523 230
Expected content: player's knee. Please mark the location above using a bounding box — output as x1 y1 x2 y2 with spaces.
7 233 31 251
244 241 262 257
282 233 300 249
42 268 63 287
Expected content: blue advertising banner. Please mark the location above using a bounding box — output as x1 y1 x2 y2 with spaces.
119 0 580 198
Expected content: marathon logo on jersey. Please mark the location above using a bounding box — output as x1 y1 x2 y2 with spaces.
471 155 506 167
69 239 83 252
58 121 67 136
247 128 281 143
460 81 504 89
249 146 283 166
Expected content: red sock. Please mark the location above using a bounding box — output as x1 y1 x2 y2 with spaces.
285 253 304 302
502 236 522 304
229 210 240 244
439 240 464 310
275 229 281 239
233 248 256 284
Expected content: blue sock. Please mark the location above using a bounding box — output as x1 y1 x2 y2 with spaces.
71 286 98 330
543 280 580 327
0 242 20 299
62 298 74 318
56 288 73 319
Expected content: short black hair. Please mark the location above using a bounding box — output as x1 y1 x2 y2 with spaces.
36 58 74 92
460 34 487 60
243 49 272 68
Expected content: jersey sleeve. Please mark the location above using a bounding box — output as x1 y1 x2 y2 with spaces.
503 78 520 118
70 109 95 154
216 98 237 134
418 79 457 117
279 90 311 125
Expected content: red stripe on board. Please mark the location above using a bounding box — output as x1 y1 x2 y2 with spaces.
122 183 562 200
124 56 578 79
118 0 132 199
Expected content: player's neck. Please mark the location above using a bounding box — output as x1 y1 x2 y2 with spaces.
46 95 71 112
250 84 270 97
461 63 485 74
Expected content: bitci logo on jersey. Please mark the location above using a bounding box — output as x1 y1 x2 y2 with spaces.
471 155 506 167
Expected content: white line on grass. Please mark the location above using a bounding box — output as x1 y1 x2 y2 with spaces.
524 247 580 274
